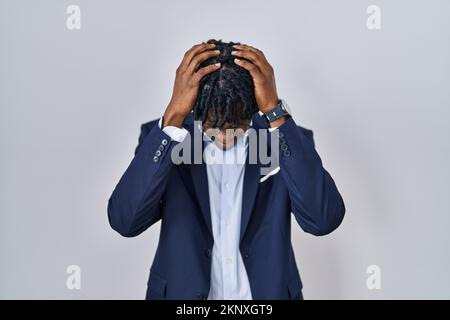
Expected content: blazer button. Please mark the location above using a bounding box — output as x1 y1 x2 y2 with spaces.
279 131 285 138
158 145 165 151
283 150 291 157
280 144 288 151
204 249 212 258
153 156 159 162
161 139 168 146
155 150 162 157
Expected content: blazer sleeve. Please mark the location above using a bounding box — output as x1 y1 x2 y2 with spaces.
274 116 346 236
107 120 179 237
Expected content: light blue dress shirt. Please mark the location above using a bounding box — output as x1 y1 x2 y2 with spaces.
203 132 252 300
158 112 280 300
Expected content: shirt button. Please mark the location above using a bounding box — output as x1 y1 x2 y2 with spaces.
224 219 230 227
225 257 232 264
224 182 229 188
161 139 168 146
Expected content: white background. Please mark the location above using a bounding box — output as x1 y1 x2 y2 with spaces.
1 0 449 299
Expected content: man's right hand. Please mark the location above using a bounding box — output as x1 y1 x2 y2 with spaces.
163 42 221 128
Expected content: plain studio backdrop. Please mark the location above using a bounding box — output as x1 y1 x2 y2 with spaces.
1 0 449 299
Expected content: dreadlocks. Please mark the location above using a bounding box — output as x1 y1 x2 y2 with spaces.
193 39 259 129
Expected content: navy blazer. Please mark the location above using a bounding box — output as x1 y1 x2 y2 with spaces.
107 112 345 300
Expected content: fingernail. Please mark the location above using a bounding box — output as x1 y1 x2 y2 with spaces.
234 58 240 62
231 51 237 55
215 62 221 66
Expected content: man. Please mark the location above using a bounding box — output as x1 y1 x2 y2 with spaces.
107 39 345 300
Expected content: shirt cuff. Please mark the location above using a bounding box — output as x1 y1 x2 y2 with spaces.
158 116 189 143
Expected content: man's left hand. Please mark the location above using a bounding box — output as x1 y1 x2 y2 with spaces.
231 44 279 114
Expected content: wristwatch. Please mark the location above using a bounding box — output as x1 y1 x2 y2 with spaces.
262 99 290 124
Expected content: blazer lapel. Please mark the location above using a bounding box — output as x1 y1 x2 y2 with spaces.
187 117 213 237
190 161 213 237
240 153 261 242
240 114 268 242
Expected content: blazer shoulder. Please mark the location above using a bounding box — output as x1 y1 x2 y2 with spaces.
140 118 160 136
140 112 194 136
296 124 315 147
134 115 192 155
134 119 159 155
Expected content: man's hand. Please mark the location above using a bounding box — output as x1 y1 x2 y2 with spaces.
231 44 285 127
163 43 221 128
231 44 279 112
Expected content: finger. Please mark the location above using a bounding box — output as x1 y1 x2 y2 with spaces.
233 44 268 61
233 44 273 73
233 58 262 78
232 43 263 56
231 49 266 70
193 62 221 81
180 43 216 71
187 49 221 74
231 49 259 62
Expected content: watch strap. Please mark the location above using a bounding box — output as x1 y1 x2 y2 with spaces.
264 100 289 123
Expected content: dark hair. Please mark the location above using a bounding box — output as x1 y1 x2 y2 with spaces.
193 39 258 129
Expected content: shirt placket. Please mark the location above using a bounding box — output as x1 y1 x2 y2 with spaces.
220 162 236 299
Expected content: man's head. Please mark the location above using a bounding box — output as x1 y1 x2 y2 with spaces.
193 39 258 149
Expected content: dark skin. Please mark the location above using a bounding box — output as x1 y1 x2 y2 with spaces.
163 42 287 149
